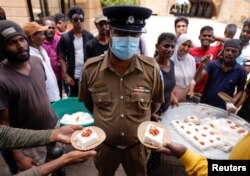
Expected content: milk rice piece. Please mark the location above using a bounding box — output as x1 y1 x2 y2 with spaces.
61 112 93 125
143 124 164 147
74 127 99 149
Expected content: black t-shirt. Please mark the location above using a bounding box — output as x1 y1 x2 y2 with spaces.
159 60 176 114
85 38 109 60
0 57 58 130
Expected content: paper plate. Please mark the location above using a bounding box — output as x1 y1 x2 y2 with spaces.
71 126 106 151
218 92 234 103
137 121 171 149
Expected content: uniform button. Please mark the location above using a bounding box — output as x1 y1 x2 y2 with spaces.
120 114 124 118
140 98 144 102
121 132 125 136
120 96 124 100
120 78 123 81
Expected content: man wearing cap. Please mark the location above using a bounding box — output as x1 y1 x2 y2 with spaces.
0 20 59 173
23 21 60 103
79 5 164 176
195 39 247 110
85 13 109 60
57 6 94 97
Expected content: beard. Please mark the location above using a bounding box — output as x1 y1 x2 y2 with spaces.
99 29 108 36
46 31 55 39
5 48 30 63
222 58 235 67
239 36 249 45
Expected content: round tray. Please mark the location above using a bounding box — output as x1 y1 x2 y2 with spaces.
160 102 250 159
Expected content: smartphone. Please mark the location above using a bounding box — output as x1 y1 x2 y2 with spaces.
186 94 200 103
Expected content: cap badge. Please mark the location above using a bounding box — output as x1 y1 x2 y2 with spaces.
127 16 135 24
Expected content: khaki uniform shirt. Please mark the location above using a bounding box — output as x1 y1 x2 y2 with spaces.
79 53 164 146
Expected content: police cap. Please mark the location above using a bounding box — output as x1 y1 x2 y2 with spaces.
103 5 152 33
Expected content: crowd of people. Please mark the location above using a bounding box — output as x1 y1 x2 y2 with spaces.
0 3 250 176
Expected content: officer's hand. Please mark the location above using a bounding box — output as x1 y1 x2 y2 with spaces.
157 142 187 158
50 125 83 144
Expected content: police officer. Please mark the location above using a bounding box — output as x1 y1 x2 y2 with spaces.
79 5 164 176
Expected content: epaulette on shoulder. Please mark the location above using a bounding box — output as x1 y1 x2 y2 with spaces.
84 55 105 68
137 55 160 69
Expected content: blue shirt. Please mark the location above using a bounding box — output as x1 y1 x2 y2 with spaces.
236 55 244 65
201 59 247 109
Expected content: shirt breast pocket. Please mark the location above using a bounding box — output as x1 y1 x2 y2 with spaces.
92 92 112 117
130 92 151 116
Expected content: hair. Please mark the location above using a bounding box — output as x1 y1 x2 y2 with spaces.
243 19 250 28
67 6 84 20
54 13 66 23
0 6 6 20
200 25 213 34
156 32 177 45
174 16 189 28
224 24 237 35
154 32 177 57
37 13 44 17
223 39 242 55
42 16 55 25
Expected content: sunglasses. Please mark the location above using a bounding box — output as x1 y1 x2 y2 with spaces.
72 17 84 23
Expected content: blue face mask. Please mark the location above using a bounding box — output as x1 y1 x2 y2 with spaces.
111 36 140 60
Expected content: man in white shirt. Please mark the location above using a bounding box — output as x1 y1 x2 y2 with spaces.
236 20 250 65
23 22 60 103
